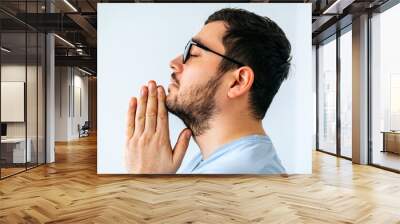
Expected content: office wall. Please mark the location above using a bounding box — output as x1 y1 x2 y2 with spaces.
55 67 89 141
55 67 69 141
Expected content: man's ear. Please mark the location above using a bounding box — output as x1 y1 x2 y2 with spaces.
227 66 254 99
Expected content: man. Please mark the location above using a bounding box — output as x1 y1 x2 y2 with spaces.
124 8 291 174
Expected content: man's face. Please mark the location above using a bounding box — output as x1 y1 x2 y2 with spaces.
166 21 228 136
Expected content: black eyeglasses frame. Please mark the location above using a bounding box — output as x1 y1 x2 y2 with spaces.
183 39 245 67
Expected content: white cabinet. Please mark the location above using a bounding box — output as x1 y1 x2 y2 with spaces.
1 138 32 163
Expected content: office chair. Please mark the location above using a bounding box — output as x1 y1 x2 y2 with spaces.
79 121 90 138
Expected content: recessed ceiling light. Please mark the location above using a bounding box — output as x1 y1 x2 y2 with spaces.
78 67 93 76
1 47 11 53
63 0 78 12
322 0 353 15
54 34 75 48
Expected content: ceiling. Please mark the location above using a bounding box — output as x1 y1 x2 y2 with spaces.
0 0 392 75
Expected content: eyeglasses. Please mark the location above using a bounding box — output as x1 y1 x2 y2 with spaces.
183 39 245 67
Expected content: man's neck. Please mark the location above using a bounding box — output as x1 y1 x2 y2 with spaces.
193 116 266 160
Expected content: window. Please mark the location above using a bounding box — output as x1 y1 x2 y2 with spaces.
317 36 337 155
339 29 352 158
370 2 400 171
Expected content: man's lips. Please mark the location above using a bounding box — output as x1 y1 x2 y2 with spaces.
168 81 178 94
169 79 179 87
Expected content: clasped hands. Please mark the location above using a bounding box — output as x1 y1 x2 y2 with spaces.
124 80 192 174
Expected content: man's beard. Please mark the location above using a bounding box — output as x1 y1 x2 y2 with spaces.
166 74 223 137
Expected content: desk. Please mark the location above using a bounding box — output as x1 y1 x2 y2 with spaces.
381 131 400 154
1 138 31 163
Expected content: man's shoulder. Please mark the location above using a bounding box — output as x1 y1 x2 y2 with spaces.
221 134 278 158
196 135 286 174
225 137 283 165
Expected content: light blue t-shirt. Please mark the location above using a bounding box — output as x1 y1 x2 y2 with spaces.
177 135 286 174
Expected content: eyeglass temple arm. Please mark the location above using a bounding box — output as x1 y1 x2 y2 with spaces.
193 41 244 67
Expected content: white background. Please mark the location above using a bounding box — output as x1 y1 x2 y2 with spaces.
98 3 312 174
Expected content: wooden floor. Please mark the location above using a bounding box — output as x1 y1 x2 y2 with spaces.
0 167 26 178
1 134 400 223
1 163 44 178
373 150 400 171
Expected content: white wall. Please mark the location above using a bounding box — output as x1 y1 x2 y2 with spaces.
98 3 313 174
55 67 68 141
55 67 89 141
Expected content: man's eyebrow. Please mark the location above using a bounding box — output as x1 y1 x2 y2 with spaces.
191 37 206 47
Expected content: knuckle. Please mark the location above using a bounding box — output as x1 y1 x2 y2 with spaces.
146 112 157 118
125 139 137 150
131 133 140 142
157 135 167 145
136 114 145 121
158 114 167 120
138 134 150 144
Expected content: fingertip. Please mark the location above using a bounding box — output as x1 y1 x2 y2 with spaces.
157 86 165 97
129 97 136 107
133 97 137 106
186 129 192 138
148 81 156 93
140 86 148 96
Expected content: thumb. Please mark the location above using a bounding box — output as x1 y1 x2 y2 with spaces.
172 128 192 167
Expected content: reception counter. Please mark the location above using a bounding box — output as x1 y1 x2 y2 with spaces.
382 131 400 154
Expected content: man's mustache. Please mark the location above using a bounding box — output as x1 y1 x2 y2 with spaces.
171 73 180 86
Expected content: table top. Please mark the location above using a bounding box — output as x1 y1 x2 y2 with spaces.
1 138 30 143
381 131 400 134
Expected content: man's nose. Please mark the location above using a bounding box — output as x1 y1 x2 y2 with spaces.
169 54 184 73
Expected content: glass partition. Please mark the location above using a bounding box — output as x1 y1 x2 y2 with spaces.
1 31 28 177
0 1 46 179
317 36 337 155
27 31 38 169
371 3 400 171
339 29 352 158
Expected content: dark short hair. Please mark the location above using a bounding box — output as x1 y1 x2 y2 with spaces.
205 8 291 120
